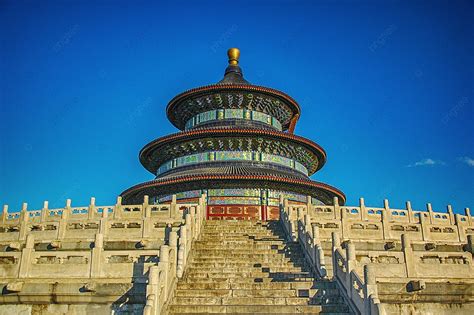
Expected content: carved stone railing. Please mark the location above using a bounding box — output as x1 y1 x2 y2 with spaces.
144 194 206 315
0 195 203 242
280 196 474 314
331 233 386 315
0 193 207 313
280 196 473 243
296 214 327 278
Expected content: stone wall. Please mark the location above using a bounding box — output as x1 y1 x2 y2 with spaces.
0 195 207 315
280 196 474 315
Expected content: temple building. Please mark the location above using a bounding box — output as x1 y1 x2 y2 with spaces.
0 48 473 315
121 48 345 220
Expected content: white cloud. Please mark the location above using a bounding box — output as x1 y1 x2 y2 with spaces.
459 156 474 167
407 158 445 168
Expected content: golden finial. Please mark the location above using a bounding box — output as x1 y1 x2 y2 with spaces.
227 48 240 65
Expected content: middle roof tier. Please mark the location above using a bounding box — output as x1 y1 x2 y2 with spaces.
140 127 326 176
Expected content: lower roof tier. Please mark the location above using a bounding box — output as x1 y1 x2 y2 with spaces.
140 127 327 176
120 169 345 205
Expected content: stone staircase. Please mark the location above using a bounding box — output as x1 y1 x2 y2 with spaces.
167 220 352 314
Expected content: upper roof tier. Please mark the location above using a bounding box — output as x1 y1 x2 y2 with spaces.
166 48 301 132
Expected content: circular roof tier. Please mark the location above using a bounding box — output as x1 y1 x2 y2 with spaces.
139 127 327 176
158 163 309 180
120 171 345 206
166 84 301 131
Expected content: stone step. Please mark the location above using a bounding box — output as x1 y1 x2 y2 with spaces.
194 240 299 246
177 281 330 290
192 254 306 261
193 248 305 255
168 220 350 315
174 288 340 298
193 244 293 251
186 268 308 275
191 257 309 266
168 304 350 314
202 230 282 233
191 256 307 263
187 261 309 269
171 296 316 306
195 238 286 246
201 230 282 234
199 235 283 240
195 239 286 247
184 273 314 281
179 277 322 285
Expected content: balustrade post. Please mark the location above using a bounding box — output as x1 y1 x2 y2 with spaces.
91 233 104 278
464 207 472 225
57 199 71 239
283 198 290 220
381 200 391 240
306 195 312 212
170 195 178 219
142 195 149 218
426 203 434 224
345 241 356 297
199 193 207 219
19 202 29 241
146 266 160 314
88 197 96 219
455 213 467 242
467 235 474 255
41 201 49 222
406 201 413 223
312 225 321 245
331 232 340 280
64 199 72 217
99 205 109 236
304 214 311 234
185 214 192 255
419 212 429 241
1 205 8 224
364 264 378 314
159 245 170 299
177 225 187 277
169 231 178 278
446 205 454 225
316 244 327 278
360 198 367 221
19 234 35 278
401 234 415 277
114 196 122 219
340 206 347 240
333 197 340 220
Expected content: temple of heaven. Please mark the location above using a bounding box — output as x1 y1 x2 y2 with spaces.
121 48 345 220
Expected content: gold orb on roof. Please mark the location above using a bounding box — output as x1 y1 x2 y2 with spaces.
227 48 240 65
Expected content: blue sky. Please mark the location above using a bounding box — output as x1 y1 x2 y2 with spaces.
1 0 473 213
